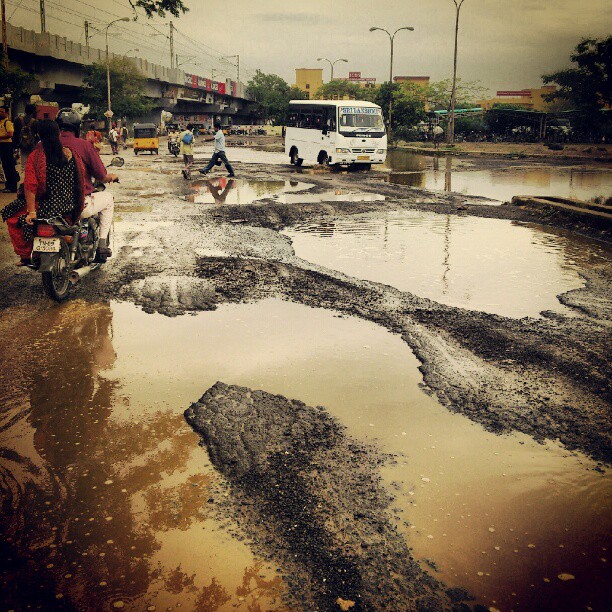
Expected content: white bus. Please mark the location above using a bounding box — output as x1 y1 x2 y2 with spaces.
284 100 387 169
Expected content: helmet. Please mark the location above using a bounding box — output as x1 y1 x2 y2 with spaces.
56 108 81 135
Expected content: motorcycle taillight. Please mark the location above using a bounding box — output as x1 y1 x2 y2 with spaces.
37 224 57 237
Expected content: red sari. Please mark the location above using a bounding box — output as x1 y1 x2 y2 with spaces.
4 144 87 258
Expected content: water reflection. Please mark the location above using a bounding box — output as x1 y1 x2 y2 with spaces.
0 299 610 611
385 150 612 202
0 301 286 611
187 178 313 205
284 211 610 318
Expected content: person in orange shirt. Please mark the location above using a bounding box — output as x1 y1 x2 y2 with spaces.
0 107 20 193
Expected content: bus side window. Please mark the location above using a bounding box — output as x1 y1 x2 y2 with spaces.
287 112 298 127
313 112 323 131
326 109 337 132
301 113 313 129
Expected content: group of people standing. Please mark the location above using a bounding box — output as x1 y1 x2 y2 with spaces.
0 103 39 194
1 107 117 266
85 122 128 156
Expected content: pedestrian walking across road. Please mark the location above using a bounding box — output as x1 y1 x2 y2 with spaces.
179 124 195 173
199 123 234 177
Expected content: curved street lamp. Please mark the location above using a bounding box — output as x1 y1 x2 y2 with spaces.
447 0 467 145
369 26 414 143
317 57 348 81
105 17 130 127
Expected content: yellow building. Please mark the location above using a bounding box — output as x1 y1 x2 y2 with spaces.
293 69 323 99
479 86 557 111
394 76 430 89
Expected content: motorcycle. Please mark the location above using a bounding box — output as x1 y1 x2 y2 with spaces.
29 180 118 301
168 134 180 157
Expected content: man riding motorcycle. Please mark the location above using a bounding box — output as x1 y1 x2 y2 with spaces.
56 108 116 262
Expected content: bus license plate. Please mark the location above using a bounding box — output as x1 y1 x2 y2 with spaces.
33 237 61 253
357 155 370 160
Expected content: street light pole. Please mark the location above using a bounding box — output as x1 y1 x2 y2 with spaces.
221 55 240 83
369 26 414 144
447 0 466 145
317 57 348 82
105 17 130 130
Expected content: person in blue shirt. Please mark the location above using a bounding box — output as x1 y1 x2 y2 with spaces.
199 123 234 177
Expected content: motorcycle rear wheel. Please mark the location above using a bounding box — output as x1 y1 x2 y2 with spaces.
42 242 71 301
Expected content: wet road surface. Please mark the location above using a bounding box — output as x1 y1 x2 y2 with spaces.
385 150 612 202
0 143 610 611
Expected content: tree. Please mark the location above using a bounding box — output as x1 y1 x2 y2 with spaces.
485 104 528 136
542 36 611 137
428 78 486 111
375 82 426 137
246 70 307 124
128 0 187 17
81 58 152 120
0 54 36 105
314 80 375 102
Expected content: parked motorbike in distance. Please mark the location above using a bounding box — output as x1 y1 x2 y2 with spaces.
29 180 118 301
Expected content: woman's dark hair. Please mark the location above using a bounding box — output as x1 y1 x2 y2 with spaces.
38 119 67 167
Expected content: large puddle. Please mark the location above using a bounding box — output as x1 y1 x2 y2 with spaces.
1 299 609 611
185 178 384 206
186 178 313 205
283 210 612 318
385 151 612 202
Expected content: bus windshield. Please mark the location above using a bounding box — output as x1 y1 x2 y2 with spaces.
338 106 385 133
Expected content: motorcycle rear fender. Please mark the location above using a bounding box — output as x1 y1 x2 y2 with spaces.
37 252 59 273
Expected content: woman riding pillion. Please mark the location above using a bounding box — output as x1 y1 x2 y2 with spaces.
2 120 88 265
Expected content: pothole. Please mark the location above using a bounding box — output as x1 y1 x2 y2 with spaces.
283 210 610 318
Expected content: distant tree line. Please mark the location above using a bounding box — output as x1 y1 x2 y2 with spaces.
247 35 611 142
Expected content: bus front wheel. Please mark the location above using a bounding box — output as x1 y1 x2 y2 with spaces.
290 149 302 166
317 151 329 166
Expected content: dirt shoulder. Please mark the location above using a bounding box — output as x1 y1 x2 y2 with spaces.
393 141 612 162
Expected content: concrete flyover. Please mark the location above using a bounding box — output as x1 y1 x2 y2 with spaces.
5 22 257 125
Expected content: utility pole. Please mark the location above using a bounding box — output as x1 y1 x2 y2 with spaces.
1 0 7 68
447 0 466 145
84 20 89 50
169 21 174 69
39 0 46 33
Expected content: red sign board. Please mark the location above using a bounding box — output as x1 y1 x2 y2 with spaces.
217 82 226 95
497 90 531 97
349 71 361 80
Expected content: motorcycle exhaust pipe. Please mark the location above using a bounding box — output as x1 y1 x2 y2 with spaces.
70 265 94 284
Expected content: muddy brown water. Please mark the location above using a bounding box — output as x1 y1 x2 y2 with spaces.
1 298 609 611
284 211 612 318
385 150 612 202
186 178 313 205
185 178 385 206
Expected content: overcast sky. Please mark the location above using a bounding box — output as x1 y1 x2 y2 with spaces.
7 0 611 93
